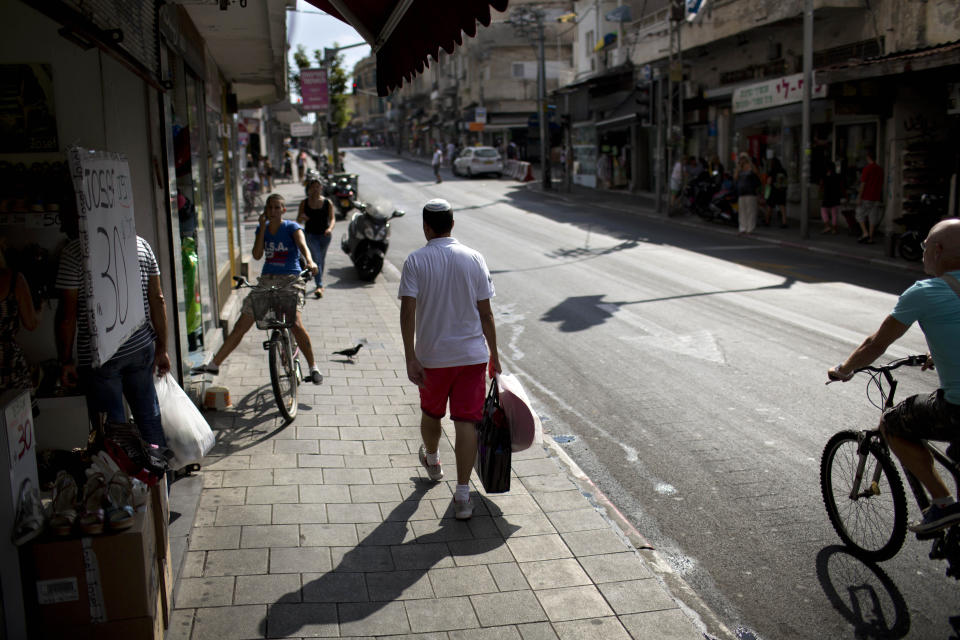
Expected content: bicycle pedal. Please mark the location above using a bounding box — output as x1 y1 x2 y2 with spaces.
262 341 272 350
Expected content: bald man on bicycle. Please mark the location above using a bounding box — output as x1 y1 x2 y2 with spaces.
829 219 960 534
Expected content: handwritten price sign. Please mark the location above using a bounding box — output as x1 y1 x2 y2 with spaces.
67 147 144 367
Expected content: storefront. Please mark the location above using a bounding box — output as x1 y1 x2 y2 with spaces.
818 41 960 246
731 73 831 217
0 2 289 635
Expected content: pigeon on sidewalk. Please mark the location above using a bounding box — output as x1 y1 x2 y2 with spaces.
333 343 364 361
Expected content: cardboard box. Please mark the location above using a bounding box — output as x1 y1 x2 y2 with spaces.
26 506 158 633
32 587 164 640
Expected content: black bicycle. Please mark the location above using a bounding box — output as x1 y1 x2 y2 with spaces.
233 270 309 422
821 355 960 577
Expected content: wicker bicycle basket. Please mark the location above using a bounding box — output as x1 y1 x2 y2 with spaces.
249 289 299 329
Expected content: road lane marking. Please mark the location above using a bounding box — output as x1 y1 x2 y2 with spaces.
598 303 725 364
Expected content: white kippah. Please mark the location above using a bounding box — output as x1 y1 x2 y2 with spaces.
423 198 452 212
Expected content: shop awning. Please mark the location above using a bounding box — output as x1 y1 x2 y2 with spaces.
816 39 960 84
304 0 508 96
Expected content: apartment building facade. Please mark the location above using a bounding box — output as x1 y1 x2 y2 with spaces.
556 0 959 228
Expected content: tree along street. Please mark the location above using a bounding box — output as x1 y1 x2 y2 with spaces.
337 148 956 640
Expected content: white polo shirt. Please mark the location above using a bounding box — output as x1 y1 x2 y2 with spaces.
399 237 495 368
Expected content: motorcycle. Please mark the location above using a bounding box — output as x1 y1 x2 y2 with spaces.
330 175 358 220
895 193 944 261
707 179 738 226
684 172 719 220
341 200 405 281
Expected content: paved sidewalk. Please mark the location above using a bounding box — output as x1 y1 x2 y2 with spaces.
166 180 721 639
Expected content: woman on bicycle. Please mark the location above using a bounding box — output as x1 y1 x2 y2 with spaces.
296 179 335 299
193 194 323 384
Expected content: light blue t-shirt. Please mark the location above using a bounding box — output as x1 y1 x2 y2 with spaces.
891 270 960 404
259 220 303 275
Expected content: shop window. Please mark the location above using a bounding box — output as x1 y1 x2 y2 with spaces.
834 121 878 197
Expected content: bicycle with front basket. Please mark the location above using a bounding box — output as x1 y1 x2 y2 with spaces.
232 270 309 422
821 355 960 577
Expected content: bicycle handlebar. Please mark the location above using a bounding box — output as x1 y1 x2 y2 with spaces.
233 269 311 290
853 354 928 375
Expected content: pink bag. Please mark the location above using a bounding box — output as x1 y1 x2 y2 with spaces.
496 373 542 452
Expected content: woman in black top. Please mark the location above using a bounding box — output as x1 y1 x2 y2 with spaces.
764 157 788 228
819 164 844 234
297 179 336 298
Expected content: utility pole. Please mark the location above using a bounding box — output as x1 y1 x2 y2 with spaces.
666 0 684 213
508 6 551 190
800 0 813 238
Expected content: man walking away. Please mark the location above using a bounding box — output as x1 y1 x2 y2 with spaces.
856 148 884 244
399 199 501 520
432 146 443 183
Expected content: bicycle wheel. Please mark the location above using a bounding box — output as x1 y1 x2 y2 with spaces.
821 430 908 561
268 329 298 422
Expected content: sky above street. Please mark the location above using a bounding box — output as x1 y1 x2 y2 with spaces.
287 0 371 98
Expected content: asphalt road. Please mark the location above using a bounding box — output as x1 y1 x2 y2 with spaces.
336 147 958 640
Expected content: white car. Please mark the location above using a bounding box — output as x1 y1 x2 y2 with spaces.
453 146 503 178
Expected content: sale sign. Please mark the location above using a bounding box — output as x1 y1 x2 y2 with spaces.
67 147 145 367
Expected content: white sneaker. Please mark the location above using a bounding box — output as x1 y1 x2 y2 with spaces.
418 444 443 481
453 496 473 521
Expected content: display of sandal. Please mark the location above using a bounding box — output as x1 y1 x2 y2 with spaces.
50 471 78 536
11 478 45 545
78 472 107 535
106 472 135 530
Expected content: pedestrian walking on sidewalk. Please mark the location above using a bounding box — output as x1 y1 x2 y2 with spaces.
856 148 884 244
296 179 335 298
399 198 501 520
192 194 324 385
432 146 443 183
735 152 761 235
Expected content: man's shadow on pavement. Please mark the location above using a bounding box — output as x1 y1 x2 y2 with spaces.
258 479 520 638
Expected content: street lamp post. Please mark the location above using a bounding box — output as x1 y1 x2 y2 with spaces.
508 7 551 190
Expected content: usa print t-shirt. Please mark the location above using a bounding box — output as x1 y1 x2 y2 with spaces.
260 220 303 275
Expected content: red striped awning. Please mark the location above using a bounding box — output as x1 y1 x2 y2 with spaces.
305 0 509 96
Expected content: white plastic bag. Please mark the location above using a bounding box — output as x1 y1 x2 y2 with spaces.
496 373 542 452
154 372 215 469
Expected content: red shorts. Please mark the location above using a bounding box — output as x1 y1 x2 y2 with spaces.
419 363 486 423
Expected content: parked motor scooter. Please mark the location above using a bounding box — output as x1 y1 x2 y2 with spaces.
684 172 719 220
341 200 405 281
895 193 944 261
331 175 358 220
705 173 738 226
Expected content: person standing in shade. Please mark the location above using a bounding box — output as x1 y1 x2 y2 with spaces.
856 148 884 244
57 222 171 447
820 163 844 234
735 153 762 235
399 199 501 520
764 157 789 228
432 146 443 183
297 179 336 299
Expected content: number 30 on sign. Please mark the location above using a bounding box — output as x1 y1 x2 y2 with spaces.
67 147 145 367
